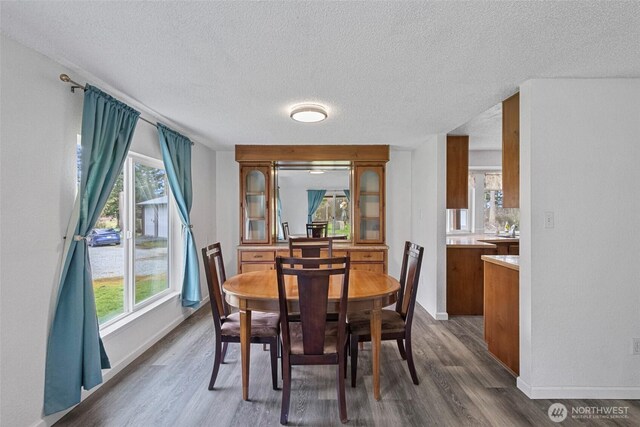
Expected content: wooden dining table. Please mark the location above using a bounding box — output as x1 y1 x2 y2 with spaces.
223 268 400 401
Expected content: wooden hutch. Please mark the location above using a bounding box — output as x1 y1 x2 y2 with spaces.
236 145 389 273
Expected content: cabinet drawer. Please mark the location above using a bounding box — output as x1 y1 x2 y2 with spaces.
351 263 385 273
350 251 384 262
241 251 275 262
332 250 348 258
241 263 274 273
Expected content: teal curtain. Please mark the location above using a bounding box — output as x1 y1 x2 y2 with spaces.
157 124 201 307
344 189 350 202
44 85 139 415
307 189 326 223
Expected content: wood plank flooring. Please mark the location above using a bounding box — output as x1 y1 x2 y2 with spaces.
56 306 640 426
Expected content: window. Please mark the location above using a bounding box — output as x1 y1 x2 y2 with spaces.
88 153 172 326
312 193 351 238
483 173 519 233
446 172 519 234
446 174 474 233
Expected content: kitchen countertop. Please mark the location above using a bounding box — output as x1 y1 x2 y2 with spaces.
446 233 519 248
481 255 520 271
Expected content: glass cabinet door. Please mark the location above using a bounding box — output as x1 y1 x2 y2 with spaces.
355 165 385 244
241 165 270 243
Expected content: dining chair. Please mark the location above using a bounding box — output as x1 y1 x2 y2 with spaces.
276 256 350 424
201 242 280 390
306 222 328 238
288 237 333 262
282 221 290 240
348 241 424 386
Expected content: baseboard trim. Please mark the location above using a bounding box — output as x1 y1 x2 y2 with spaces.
35 297 209 427
435 312 449 321
517 377 640 399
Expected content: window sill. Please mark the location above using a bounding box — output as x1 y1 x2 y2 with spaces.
100 291 181 339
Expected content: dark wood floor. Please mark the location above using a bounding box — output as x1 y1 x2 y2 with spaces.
57 305 640 426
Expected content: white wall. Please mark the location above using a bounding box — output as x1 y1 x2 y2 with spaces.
0 36 217 427
411 135 448 319
386 150 412 279
469 149 501 169
518 79 640 399
215 151 239 276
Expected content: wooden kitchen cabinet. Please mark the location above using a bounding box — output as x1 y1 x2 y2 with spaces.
483 256 520 375
502 93 520 208
240 164 271 244
446 247 496 315
353 163 385 244
446 135 469 209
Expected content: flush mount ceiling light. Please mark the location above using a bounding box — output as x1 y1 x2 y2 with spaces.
290 104 328 123
309 170 325 174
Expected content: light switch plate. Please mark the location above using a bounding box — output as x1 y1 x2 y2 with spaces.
544 212 555 229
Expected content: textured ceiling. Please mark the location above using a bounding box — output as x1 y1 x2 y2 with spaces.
2 2 640 150
451 103 502 151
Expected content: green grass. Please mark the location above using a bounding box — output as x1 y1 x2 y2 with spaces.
135 236 168 249
94 273 168 324
327 222 351 237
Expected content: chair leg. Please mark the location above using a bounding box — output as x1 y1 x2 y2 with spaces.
344 338 349 378
337 359 348 423
350 335 359 388
405 335 419 385
270 340 279 390
280 358 291 425
209 337 222 390
396 339 407 360
221 342 229 363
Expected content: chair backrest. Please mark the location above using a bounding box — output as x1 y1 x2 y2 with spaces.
288 237 333 261
306 222 328 238
201 243 230 327
282 222 290 240
276 256 350 356
395 241 425 323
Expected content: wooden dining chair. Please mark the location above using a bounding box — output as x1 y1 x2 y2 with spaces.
276 256 350 425
201 243 280 391
306 222 328 238
282 221 290 240
348 241 424 386
288 237 333 262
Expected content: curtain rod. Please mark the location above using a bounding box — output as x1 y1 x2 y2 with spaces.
60 74 195 146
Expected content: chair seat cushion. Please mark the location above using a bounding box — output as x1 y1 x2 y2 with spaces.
288 321 342 355
348 309 406 336
221 312 279 337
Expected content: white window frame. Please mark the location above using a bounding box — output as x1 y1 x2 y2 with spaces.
99 152 174 329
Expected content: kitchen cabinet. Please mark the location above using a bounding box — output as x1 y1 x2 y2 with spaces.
502 93 520 208
446 135 469 209
482 255 520 375
447 247 495 315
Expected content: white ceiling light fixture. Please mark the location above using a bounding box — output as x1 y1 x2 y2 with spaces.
309 170 325 174
290 104 328 123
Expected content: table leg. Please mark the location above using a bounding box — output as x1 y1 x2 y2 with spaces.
370 301 382 400
240 307 252 401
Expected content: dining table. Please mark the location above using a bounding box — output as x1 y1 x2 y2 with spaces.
223 268 400 401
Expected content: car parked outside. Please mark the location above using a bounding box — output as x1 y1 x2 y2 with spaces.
87 228 121 247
